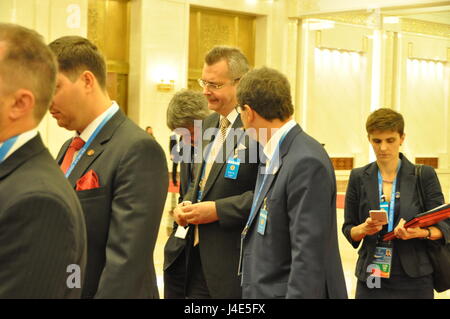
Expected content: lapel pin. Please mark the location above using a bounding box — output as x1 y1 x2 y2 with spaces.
87 149 95 156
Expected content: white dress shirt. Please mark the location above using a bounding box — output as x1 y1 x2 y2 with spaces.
0 129 38 162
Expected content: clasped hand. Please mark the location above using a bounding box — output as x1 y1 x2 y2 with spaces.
393 218 427 240
360 217 426 240
173 201 218 227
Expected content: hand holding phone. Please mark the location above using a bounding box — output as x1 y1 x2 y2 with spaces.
369 210 388 224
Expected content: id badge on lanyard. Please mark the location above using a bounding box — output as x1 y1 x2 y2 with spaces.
224 157 241 179
370 160 401 279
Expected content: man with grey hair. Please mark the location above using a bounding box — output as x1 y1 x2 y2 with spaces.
0 23 86 298
164 89 209 298
237 66 347 298
174 46 261 298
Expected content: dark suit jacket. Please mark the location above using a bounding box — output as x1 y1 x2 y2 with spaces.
169 135 178 185
0 134 87 298
56 109 168 299
164 142 194 298
164 143 193 269
343 153 450 282
183 113 260 299
241 124 348 299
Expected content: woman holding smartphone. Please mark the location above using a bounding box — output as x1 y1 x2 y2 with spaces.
342 108 450 299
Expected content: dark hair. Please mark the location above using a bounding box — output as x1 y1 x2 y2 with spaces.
237 66 293 121
0 23 57 121
366 108 404 135
167 90 210 130
48 36 107 89
205 46 249 80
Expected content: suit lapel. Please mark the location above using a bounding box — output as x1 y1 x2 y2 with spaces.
0 134 45 180
246 167 277 228
66 109 126 187
398 156 418 221
188 114 219 202
362 163 380 211
246 125 300 229
362 155 418 223
201 116 244 199
56 140 70 165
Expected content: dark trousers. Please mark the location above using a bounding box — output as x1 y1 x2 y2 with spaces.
186 245 211 299
163 250 186 299
356 280 434 299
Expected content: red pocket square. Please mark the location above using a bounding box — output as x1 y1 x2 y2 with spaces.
76 169 100 191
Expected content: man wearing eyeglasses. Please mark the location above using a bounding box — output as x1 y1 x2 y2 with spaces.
173 46 260 299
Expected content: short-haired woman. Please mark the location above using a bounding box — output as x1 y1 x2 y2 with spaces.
342 108 450 299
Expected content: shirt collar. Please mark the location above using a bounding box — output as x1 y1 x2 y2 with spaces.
0 128 38 161
220 108 239 127
263 119 296 162
77 101 119 141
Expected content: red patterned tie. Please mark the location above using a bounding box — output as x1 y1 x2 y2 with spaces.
60 137 85 174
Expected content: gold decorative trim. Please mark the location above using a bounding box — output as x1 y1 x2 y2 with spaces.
401 18 450 38
297 0 321 13
298 14 450 39
314 30 367 54
315 30 321 47
316 46 366 55
408 42 448 63
87 0 99 47
107 60 129 74
304 13 371 26
362 36 368 52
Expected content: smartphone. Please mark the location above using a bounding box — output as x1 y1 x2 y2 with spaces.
369 210 388 224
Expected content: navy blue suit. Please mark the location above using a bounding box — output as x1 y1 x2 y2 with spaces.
241 124 347 298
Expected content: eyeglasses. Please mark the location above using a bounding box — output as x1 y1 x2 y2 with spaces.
197 78 240 90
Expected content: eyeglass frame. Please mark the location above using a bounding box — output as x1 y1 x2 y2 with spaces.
197 77 240 90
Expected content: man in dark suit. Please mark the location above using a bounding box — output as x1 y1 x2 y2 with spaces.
0 23 86 298
48 36 168 299
237 67 348 298
164 89 210 298
174 46 260 299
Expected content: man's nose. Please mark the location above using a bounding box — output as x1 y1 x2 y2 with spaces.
202 85 212 95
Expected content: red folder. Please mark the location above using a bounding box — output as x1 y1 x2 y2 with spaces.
383 203 450 241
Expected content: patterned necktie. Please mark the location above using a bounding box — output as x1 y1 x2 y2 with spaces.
60 137 85 174
194 117 231 246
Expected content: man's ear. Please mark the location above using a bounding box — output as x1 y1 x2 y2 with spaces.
244 104 254 123
400 133 406 146
80 70 96 92
9 89 35 121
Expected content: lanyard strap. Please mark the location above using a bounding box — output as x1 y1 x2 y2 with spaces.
196 129 245 202
377 159 401 232
65 104 119 177
0 135 19 163
243 123 295 235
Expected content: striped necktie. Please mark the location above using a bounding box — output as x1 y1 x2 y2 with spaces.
194 116 231 246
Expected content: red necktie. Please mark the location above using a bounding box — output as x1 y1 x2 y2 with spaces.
60 137 85 174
